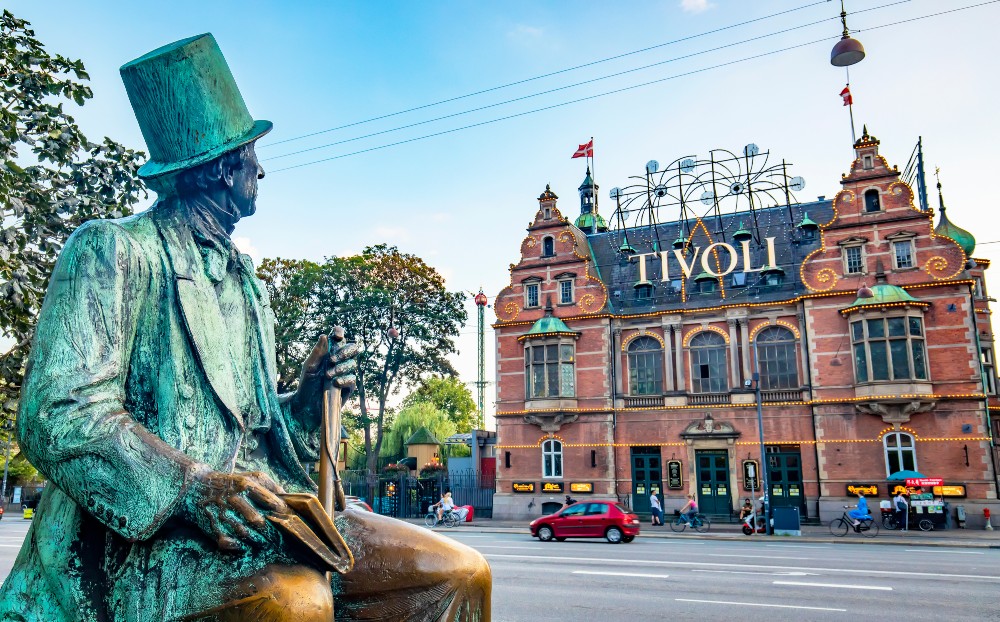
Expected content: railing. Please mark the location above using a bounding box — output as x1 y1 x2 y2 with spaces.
761 389 802 403
688 392 731 405
340 468 496 519
623 395 663 408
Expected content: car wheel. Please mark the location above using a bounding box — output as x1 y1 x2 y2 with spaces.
555 537 566 541
622 535 635 543
606 526 623 544
537 525 554 542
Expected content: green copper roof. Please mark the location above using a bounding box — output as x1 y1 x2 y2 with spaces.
406 426 441 446
520 314 579 340
694 271 717 282
579 168 595 190
762 265 785 274
841 284 926 314
575 212 607 231
733 221 752 240
798 212 819 229
672 236 686 249
619 240 637 254
935 206 976 257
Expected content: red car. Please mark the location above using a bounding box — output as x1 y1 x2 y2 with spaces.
530 501 640 543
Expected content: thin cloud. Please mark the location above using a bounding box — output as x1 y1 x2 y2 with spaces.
680 0 714 13
232 236 261 264
507 24 544 43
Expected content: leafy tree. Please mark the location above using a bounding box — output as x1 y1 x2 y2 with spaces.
0 10 146 420
379 401 455 461
255 257 322 392
316 244 467 473
403 376 478 433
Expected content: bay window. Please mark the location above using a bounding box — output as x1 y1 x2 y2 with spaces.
525 342 576 398
851 315 927 383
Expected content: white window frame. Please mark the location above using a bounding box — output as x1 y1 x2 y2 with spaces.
975 277 985 299
863 154 874 170
893 239 915 269
542 438 563 479
524 282 540 308
883 432 917 477
843 245 864 275
559 279 573 304
982 347 997 395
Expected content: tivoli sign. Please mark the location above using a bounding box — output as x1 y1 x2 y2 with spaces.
630 238 779 282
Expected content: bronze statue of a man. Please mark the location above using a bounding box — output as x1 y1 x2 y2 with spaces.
0 33 490 621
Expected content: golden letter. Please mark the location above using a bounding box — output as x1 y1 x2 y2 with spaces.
701 243 738 277
673 247 701 278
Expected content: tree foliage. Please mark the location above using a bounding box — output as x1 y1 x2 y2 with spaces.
0 10 146 419
255 257 322 393
379 401 455 461
403 376 478 433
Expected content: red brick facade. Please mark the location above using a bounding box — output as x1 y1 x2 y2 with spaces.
492 133 999 524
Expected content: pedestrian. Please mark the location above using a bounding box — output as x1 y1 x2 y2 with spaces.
564 494 577 507
893 490 909 531
848 492 870 528
649 491 663 526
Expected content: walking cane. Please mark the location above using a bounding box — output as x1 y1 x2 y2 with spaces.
319 327 347 518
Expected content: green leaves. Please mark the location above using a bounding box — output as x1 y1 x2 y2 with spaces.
0 10 147 423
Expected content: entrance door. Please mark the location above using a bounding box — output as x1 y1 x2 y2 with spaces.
695 450 731 515
631 447 663 515
767 448 805 513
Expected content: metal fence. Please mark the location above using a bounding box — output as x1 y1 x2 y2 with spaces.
341 468 495 519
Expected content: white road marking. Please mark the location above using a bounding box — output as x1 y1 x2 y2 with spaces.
764 544 832 548
774 580 891 591
675 598 846 612
445 535 490 538
471 545 547 550
702 553 811 560
692 569 819 576
573 570 669 579
483 553 1000 580
0 544 22 548
903 549 984 555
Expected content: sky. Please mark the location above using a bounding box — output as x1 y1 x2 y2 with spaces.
8 0 1000 427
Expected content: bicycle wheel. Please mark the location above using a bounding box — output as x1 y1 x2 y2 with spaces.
882 515 898 531
424 512 437 528
919 518 934 532
860 519 879 538
445 513 459 528
694 515 710 533
670 517 687 532
830 518 849 537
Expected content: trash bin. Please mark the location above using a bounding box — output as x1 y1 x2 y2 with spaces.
772 506 801 536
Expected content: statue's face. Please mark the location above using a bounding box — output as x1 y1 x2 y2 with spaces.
231 145 264 219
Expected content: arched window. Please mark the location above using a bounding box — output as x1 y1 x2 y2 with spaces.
542 438 563 478
755 327 799 390
883 432 917 476
689 332 728 393
628 336 663 395
864 189 881 212
542 236 555 257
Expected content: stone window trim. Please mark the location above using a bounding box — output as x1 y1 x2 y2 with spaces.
542 438 563 479
883 432 917 477
850 311 929 385
862 187 882 213
524 337 577 401
627 335 664 396
982 347 997 395
688 330 729 394
842 244 865 276
892 239 916 270
558 279 574 305
752 326 800 390
522 278 542 309
542 235 556 258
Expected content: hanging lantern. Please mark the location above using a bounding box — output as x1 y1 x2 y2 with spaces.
831 1 865 67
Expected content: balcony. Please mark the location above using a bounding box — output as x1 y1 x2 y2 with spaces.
623 395 664 408
761 389 804 403
688 392 732 406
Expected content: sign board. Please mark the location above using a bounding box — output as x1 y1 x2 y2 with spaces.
569 482 594 494
846 483 879 496
11 487 20 505
906 478 944 487
667 460 683 489
891 485 923 496
541 482 564 494
512 482 535 493
742 460 760 491
932 485 967 498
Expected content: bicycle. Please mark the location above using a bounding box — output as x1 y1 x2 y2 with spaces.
424 508 460 528
670 512 710 533
882 512 933 532
830 506 879 537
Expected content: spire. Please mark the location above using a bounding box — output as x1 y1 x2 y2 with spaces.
574 166 607 234
933 171 976 256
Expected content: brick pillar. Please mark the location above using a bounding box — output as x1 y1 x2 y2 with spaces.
740 319 751 385
674 324 686 391
663 321 677 392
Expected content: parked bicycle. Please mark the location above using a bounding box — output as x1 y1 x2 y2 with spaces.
881 512 933 532
424 508 460 528
830 506 879 537
670 512 711 533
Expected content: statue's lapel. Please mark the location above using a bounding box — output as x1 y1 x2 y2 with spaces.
153 206 245 432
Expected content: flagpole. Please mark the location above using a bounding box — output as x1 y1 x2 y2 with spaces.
590 136 597 212
846 68 856 144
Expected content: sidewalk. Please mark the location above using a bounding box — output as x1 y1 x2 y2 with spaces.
405 517 1000 548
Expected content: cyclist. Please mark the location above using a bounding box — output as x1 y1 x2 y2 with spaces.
848 492 870 529
434 491 456 523
680 494 698 525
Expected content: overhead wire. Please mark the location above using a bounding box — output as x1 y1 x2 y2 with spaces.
269 1 995 174
258 0 831 149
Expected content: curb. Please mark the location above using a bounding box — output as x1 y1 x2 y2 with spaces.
423 524 1000 549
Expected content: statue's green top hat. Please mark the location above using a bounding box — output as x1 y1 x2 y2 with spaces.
121 33 271 180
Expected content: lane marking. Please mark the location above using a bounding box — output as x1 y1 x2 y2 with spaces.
764 544 832 549
573 570 669 579
692 569 819 577
774 580 891 591
470 545 547 550
483 554 1000 580
702 553 810 560
903 549 985 555
675 598 845 612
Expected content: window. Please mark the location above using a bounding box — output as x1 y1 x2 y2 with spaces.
584 503 609 516
628 336 664 396
864 189 881 212
542 236 555 257
525 283 540 308
755 327 799 389
975 277 985 299
763 270 784 287
982 347 997 395
698 279 716 293
542 438 563 478
636 284 653 300
559 503 587 517
559 279 573 304
543 207 551 220
883 432 916 476
731 272 747 287
689 331 728 393
863 155 874 170
893 240 914 269
844 246 864 274
524 342 576 398
801 228 816 242
851 316 928 382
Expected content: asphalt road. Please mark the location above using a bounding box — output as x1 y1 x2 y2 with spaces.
0 518 997 620
441 528 1000 621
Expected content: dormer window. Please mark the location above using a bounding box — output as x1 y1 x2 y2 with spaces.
542 236 555 257
635 283 653 300
864 189 881 213
544 207 551 220
863 155 874 170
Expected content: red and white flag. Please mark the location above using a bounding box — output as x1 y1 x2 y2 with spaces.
571 139 593 159
840 86 853 107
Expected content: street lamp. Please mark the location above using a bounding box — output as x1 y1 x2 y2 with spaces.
747 340 772 535
831 0 866 67
0 419 13 511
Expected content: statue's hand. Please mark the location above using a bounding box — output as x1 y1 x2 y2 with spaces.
290 328 359 417
183 468 289 552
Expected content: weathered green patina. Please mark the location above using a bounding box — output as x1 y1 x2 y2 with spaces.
0 33 491 622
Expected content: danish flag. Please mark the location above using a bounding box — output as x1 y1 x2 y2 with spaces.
840 86 853 106
571 140 594 159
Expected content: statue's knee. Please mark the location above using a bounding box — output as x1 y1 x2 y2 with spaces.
191 565 332 622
